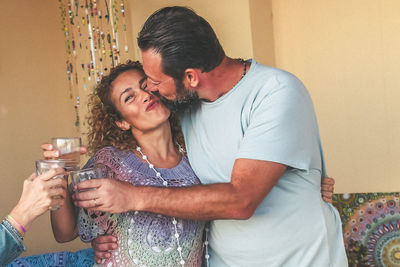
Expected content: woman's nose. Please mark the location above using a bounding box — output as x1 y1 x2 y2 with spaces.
143 92 153 103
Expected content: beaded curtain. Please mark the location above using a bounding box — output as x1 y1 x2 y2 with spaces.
58 0 134 132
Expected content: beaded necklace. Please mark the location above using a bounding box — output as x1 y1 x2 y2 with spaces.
218 58 247 99
135 145 210 267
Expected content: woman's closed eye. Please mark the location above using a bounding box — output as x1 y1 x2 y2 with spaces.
139 77 148 91
124 93 136 103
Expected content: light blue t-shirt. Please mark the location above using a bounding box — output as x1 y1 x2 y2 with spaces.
181 60 348 267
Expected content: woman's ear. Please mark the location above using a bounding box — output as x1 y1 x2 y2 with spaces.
116 120 131 131
183 68 200 88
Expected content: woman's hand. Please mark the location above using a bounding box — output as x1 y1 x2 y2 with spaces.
9 168 67 235
41 143 87 159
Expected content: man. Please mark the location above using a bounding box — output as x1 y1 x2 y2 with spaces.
75 6 347 266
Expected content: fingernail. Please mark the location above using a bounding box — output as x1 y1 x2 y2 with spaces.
112 244 117 249
106 253 111 258
55 151 60 157
112 237 117 242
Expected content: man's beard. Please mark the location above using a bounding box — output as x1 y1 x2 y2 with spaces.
156 79 200 113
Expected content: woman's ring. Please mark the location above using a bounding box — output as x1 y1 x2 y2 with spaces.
93 198 97 206
49 205 60 211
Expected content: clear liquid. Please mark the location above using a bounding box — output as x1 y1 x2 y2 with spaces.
59 151 80 167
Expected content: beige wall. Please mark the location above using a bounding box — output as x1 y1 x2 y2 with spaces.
272 0 400 193
128 0 254 61
249 0 275 66
0 1 88 255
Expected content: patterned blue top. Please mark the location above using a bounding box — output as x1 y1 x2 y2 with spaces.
79 146 205 267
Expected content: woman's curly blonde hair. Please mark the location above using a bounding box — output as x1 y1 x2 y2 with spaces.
86 60 185 155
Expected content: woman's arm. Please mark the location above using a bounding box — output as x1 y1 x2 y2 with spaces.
50 188 79 243
41 143 81 242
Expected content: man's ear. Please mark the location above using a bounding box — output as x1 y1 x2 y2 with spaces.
183 68 200 88
116 120 131 131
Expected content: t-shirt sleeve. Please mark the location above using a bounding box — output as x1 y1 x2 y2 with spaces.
237 74 320 171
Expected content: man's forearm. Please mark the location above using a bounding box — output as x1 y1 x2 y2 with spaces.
131 159 286 220
132 182 258 220
74 159 285 220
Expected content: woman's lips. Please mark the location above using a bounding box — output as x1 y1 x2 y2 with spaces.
146 100 159 111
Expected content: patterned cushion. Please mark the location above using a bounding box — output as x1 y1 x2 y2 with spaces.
333 193 400 267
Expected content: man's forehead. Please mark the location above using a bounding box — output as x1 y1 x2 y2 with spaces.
141 49 169 79
142 49 161 68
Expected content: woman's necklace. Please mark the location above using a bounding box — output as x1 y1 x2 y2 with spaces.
135 145 210 267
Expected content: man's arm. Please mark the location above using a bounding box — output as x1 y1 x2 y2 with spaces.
73 158 286 220
321 177 335 203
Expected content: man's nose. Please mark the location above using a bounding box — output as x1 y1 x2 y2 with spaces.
145 78 158 92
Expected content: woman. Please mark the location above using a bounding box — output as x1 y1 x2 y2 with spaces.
0 168 71 266
50 60 205 267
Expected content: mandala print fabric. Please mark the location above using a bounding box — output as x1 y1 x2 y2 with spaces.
333 192 400 267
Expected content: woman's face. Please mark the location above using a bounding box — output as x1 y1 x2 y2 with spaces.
110 69 171 133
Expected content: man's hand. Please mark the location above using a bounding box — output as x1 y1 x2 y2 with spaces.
91 235 118 264
72 178 134 213
321 177 335 203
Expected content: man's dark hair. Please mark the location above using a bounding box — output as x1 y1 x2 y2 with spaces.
137 6 225 80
